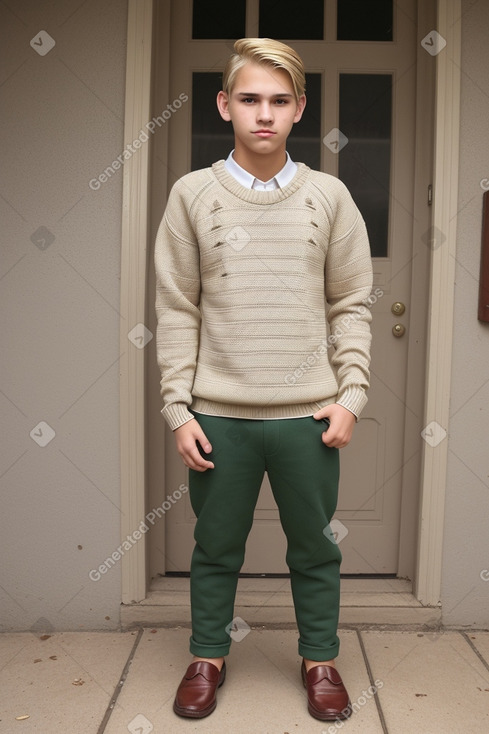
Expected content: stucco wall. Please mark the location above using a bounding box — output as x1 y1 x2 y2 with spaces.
0 0 128 630
441 0 489 627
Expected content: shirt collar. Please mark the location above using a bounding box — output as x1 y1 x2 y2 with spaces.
224 150 297 190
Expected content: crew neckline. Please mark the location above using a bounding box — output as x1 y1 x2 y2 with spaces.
224 150 298 190
211 159 310 205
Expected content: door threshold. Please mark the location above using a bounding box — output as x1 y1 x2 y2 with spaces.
121 576 441 630
165 572 399 579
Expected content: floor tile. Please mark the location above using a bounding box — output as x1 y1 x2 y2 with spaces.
361 630 489 733
0 632 136 733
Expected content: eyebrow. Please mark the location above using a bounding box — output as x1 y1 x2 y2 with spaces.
235 92 294 98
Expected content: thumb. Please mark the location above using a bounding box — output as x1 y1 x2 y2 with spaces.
196 427 212 453
313 408 331 420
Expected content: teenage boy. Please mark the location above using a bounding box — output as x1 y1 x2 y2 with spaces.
155 38 373 722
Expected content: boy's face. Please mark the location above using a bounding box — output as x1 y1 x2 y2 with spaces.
217 62 306 163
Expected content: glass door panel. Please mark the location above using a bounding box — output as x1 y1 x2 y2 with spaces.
337 0 393 42
192 0 246 38
339 73 392 257
259 0 325 39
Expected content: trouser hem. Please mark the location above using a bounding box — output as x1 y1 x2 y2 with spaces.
189 636 231 658
299 639 340 662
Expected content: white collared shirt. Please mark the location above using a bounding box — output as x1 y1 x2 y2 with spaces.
224 150 298 191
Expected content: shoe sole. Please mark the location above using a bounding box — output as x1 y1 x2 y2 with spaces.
307 702 353 721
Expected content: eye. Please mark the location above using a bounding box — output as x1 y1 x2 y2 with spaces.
242 97 256 104
274 98 289 105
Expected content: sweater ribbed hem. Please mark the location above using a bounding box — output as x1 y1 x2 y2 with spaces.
189 397 335 421
161 392 367 430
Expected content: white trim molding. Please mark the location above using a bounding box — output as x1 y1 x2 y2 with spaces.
415 0 462 605
120 0 154 604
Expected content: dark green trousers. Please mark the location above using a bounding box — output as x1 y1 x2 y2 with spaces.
188 412 342 662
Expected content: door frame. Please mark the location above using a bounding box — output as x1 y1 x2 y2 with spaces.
119 0 461 606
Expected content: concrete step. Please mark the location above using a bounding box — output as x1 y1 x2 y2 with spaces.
121 577 442 629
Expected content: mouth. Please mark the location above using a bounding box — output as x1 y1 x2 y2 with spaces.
253 130 276 138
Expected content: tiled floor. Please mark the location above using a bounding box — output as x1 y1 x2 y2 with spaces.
1 627 488 733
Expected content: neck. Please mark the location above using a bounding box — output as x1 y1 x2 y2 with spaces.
232 145 287 182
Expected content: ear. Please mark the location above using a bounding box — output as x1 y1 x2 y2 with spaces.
293 94 307 124
217 91 232 121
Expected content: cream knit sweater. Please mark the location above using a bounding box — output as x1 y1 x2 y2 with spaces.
155 160 373 431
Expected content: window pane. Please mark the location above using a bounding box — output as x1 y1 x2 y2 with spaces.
287 73 321 170
337 0 393 42
192 0 246 39
191 73 234 170
338 74 392 257
191 72 322 173
259 0 324 40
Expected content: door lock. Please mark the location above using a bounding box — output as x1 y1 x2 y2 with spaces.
391 301 406 316
392 323 406 338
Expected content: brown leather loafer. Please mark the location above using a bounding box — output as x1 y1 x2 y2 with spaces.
301 661 352 721
173 661 226 718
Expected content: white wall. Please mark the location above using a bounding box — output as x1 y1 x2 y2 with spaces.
441 0 489 627
0 0 128 630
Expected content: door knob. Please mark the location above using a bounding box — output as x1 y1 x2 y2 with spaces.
392 323 406 338
391 302 405 316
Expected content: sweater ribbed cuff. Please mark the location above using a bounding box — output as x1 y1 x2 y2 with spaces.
161 403 195 431
336 386 368 420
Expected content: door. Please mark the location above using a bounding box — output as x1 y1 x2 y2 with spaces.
150 0 420 575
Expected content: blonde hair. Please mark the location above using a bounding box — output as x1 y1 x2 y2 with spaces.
222 38 306 102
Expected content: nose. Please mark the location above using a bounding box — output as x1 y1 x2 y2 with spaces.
257 101 273 124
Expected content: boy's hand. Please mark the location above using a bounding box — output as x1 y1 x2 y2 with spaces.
313 404 356 448
174 418 215 472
